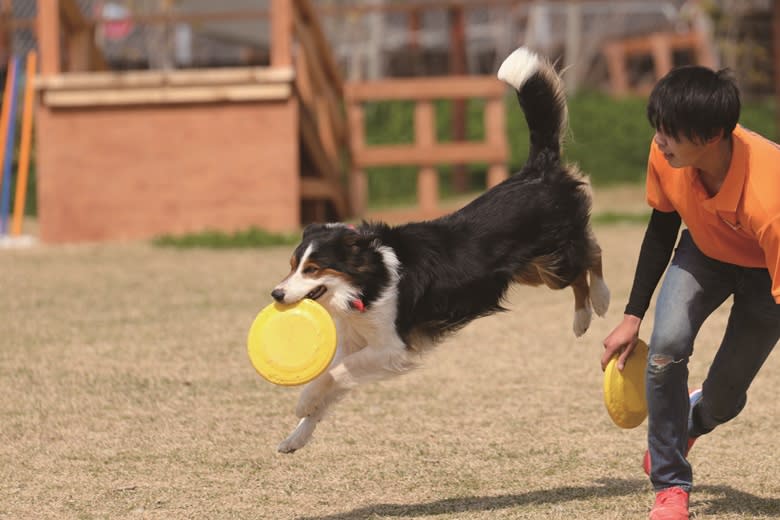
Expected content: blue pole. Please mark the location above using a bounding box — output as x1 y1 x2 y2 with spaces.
0 56 20 235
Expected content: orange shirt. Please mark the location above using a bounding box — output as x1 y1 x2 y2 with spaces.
646 125 780 303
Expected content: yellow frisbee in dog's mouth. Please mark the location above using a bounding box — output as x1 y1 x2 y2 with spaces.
247 299 337 386
604 338 649 429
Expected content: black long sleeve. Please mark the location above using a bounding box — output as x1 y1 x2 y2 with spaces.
624 209 682 319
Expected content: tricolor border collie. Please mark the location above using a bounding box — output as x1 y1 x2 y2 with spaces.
271 47 610 453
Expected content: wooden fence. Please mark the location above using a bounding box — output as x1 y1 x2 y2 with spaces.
345 76 508 218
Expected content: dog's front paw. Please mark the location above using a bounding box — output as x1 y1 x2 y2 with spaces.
278 418 317 453
573 305 592 337
590 277 610 317
295 373 335 418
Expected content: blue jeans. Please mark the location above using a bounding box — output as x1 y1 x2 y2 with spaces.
647 230 780 492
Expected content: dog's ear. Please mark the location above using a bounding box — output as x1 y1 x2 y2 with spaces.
302 223 328 239
342 228 376 252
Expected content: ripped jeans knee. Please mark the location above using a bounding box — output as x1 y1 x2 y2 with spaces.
648 352 688 373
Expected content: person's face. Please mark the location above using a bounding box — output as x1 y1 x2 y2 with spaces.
653 130 709 169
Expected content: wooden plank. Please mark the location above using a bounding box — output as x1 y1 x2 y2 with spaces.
294 46 314 109
36 67 295 90
37 0 62 75
485 97 508 186
292 12 341 137
299 104 340 184
59 0 86 30
271 0 292 68
293 14 329 94
355 142 507 168
318 0 546 16
67 28 91 72
293 0 344 96
42 84 292 107
345 76 506 102
300 177 349 218
348 103 368 216
650 33 673 79
300 177 337 199
415 101 438 212
292 13 346 144
606 31 702 56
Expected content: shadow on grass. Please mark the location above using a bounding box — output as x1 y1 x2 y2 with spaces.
696 484 780 517
295 478 646 520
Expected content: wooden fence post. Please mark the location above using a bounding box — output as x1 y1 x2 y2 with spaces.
271 0 292 68
415 100 437 213
348 102 367 216
37 0 62 75
485 97 508 187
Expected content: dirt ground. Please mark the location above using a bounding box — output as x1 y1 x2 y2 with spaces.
2 186 779 519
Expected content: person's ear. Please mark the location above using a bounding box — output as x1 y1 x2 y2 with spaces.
705 130 724 145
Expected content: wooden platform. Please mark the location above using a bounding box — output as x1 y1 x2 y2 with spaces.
33 0 351 243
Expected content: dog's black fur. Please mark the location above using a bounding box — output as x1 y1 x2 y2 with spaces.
270 47 609 453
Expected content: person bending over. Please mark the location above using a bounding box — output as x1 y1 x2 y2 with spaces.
602 66 780 520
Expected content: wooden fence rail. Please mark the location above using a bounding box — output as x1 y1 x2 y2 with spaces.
345 76 509 217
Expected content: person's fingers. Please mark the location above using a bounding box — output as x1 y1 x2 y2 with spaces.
616 339 637 371
600 341 623 371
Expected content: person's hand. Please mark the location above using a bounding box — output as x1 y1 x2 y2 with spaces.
601 314 642 371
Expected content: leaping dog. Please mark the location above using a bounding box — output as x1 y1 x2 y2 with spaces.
270 47 610 453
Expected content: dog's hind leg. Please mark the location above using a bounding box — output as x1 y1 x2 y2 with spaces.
571 271 593 337
586 234 610 316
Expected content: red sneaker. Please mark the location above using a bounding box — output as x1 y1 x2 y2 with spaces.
643 389 701 476
649 487 689 520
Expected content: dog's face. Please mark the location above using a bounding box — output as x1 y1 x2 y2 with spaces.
271 223 385 313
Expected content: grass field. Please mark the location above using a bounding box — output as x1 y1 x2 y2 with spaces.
2 187 780 519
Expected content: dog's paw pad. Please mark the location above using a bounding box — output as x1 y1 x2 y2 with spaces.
277 441 298 454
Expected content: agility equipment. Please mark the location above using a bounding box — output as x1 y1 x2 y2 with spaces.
11 51 37 237
0 56 19 235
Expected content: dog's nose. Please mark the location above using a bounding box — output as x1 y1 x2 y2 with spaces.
271 288 285 302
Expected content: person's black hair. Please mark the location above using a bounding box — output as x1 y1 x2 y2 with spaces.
647 66 740 143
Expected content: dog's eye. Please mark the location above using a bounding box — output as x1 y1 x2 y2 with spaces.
302 265 318 275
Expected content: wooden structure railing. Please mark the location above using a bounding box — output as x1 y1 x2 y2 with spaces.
602 30 717 96
285 0 351 222
345 76 508 218
37 0 107 74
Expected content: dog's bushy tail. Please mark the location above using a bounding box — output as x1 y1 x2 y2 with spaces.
497 47 567 163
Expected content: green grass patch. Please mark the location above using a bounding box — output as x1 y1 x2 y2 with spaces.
592 211 651 225
152 227 300 249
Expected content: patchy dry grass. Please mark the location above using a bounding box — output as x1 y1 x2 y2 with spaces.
2 189 779 519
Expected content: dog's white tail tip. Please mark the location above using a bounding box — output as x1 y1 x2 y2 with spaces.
497 47 541 90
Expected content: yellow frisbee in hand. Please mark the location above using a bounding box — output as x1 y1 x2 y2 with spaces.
604 339 649 429
247 299 337 386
